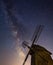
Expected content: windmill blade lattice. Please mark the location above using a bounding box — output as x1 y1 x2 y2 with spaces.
32 25 44 44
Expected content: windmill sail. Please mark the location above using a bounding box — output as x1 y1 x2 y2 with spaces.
22 25 44 65
31 25 44 44
23 52 30 65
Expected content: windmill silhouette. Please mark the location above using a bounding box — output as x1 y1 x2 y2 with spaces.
22 25 53 65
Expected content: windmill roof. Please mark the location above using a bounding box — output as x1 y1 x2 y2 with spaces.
33 44 52 55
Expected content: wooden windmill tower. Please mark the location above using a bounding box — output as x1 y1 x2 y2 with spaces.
22 25 53 65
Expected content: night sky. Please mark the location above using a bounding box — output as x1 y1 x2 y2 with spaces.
0 0 53 65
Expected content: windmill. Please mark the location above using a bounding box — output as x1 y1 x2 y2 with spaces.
22 25 53 65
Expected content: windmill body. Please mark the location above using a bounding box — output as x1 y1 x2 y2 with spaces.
29 44 53 65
